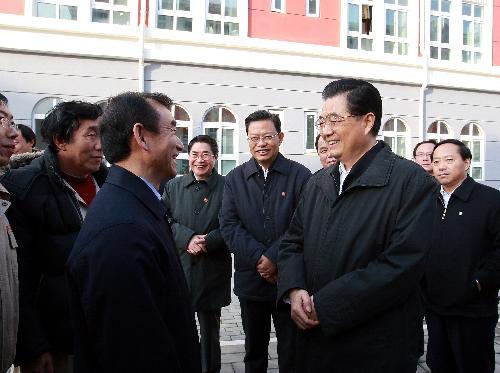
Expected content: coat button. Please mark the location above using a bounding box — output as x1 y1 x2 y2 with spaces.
194 210 200 215
1 202 7 207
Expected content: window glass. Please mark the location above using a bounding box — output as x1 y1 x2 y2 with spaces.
92 8 109 23
206 20 221 34
224 22 239 36
204 108 219 122
225 0 237 17
348 4 359 32
177 17 192 31
59 5 77 20
222 128 234 154
113 11 130 25
176 127 189 153
385 9 395 36
37 2 56 18
177 0 190 11
208 0 221 15
158 15 174 29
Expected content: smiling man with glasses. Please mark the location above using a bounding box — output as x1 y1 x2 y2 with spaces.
277 79 437 372
220 110 311 373
163 135 231 373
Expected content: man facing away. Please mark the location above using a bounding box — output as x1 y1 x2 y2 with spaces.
66 92 200 373
413 140 437 175
422 139 500 373
1 101 107 373
315 134 337 169
219 110 311 372
277 79 437 372
0 93 20 373
163 135 232 373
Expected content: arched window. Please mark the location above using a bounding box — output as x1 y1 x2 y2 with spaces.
173 105 192 175
460 123 484 180
427 120 452 142
32 97 63 149
202 106 237 175
382 117 409 158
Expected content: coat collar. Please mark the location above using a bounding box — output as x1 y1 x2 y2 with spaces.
106 165 167 221
318 141 395 203
242 152 289 180
182 169 220 190
443 175 475 202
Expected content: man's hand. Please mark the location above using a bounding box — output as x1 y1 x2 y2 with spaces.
20 352 54 373
256 255 277 282
187 234 206 255
289 289 320 330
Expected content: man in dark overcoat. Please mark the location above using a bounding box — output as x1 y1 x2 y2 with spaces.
220 110 311 373
1 101 107 373
277 79 437 372
66 92 200 373
422 139 500 373
163 134 231 373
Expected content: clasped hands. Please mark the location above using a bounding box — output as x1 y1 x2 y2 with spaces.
187 234 207 255
256 255 278 284
289 289 320 330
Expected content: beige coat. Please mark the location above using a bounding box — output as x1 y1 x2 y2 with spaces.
0 183 18 373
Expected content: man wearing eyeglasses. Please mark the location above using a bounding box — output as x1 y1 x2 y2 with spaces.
1 100 108 373
0 93 20 373
277 79 437 372
220 110 311 373
163 135 231 373
413 140 437 175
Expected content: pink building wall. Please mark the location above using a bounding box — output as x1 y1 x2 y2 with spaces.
494 0 500 65
248 0 340 47
0 0 24 15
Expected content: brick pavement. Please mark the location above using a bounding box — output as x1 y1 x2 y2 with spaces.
219 292 500 372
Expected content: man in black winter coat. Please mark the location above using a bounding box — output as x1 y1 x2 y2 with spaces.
422 139 500 373
220 110 311 373
277 79 436 372
1 101 107 373
67 92 200 373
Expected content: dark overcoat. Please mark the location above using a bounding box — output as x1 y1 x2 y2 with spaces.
0 148 107 362
66 165 201 373
422 175 500 317
163 170 232 311
219 153 311 301
277 142 437 372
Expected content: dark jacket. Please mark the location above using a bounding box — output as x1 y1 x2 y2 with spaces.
66 165 201 373
0 147 107 362
422 176 500 318
163 170 232 311
277 142 437 372
219 153 311 301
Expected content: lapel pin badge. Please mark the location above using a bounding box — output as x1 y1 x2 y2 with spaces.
203 197 209 204
459 211 463 215
281 192 286 197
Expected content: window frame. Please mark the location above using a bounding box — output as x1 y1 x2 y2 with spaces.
205 0 239 36
32 97 63 150
460 122 484 181
382 117 410 158
271 0 285 13
383 0 409 55
202 106 238 176
33 0 79 20
306 0 319 17
427 120 453 142
461 1 483 64
429 0 451 60
91 0 136 26
156 0 193 32
347 0 375 52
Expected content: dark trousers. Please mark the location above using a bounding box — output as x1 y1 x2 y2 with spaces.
239 298 297 373
426 310 498 373
197 309 222 373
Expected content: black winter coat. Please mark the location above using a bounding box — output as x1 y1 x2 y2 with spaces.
67 165 201 373
0 148 107 362
277 142 437 372
163 170 232 311
220 153 311 301
422 176 500 317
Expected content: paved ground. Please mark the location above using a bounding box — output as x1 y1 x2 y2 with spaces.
218 292 500 372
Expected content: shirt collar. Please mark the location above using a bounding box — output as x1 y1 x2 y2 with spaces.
183 170 219 189
139 177 162 200
244 153 288 180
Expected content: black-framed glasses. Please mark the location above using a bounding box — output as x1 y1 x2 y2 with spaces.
247 133 280 144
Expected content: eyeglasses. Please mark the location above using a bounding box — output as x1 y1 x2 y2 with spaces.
415 152 433 159
189 152 214 160
0 116 18 130
247 133 280 144
315 113 359 130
